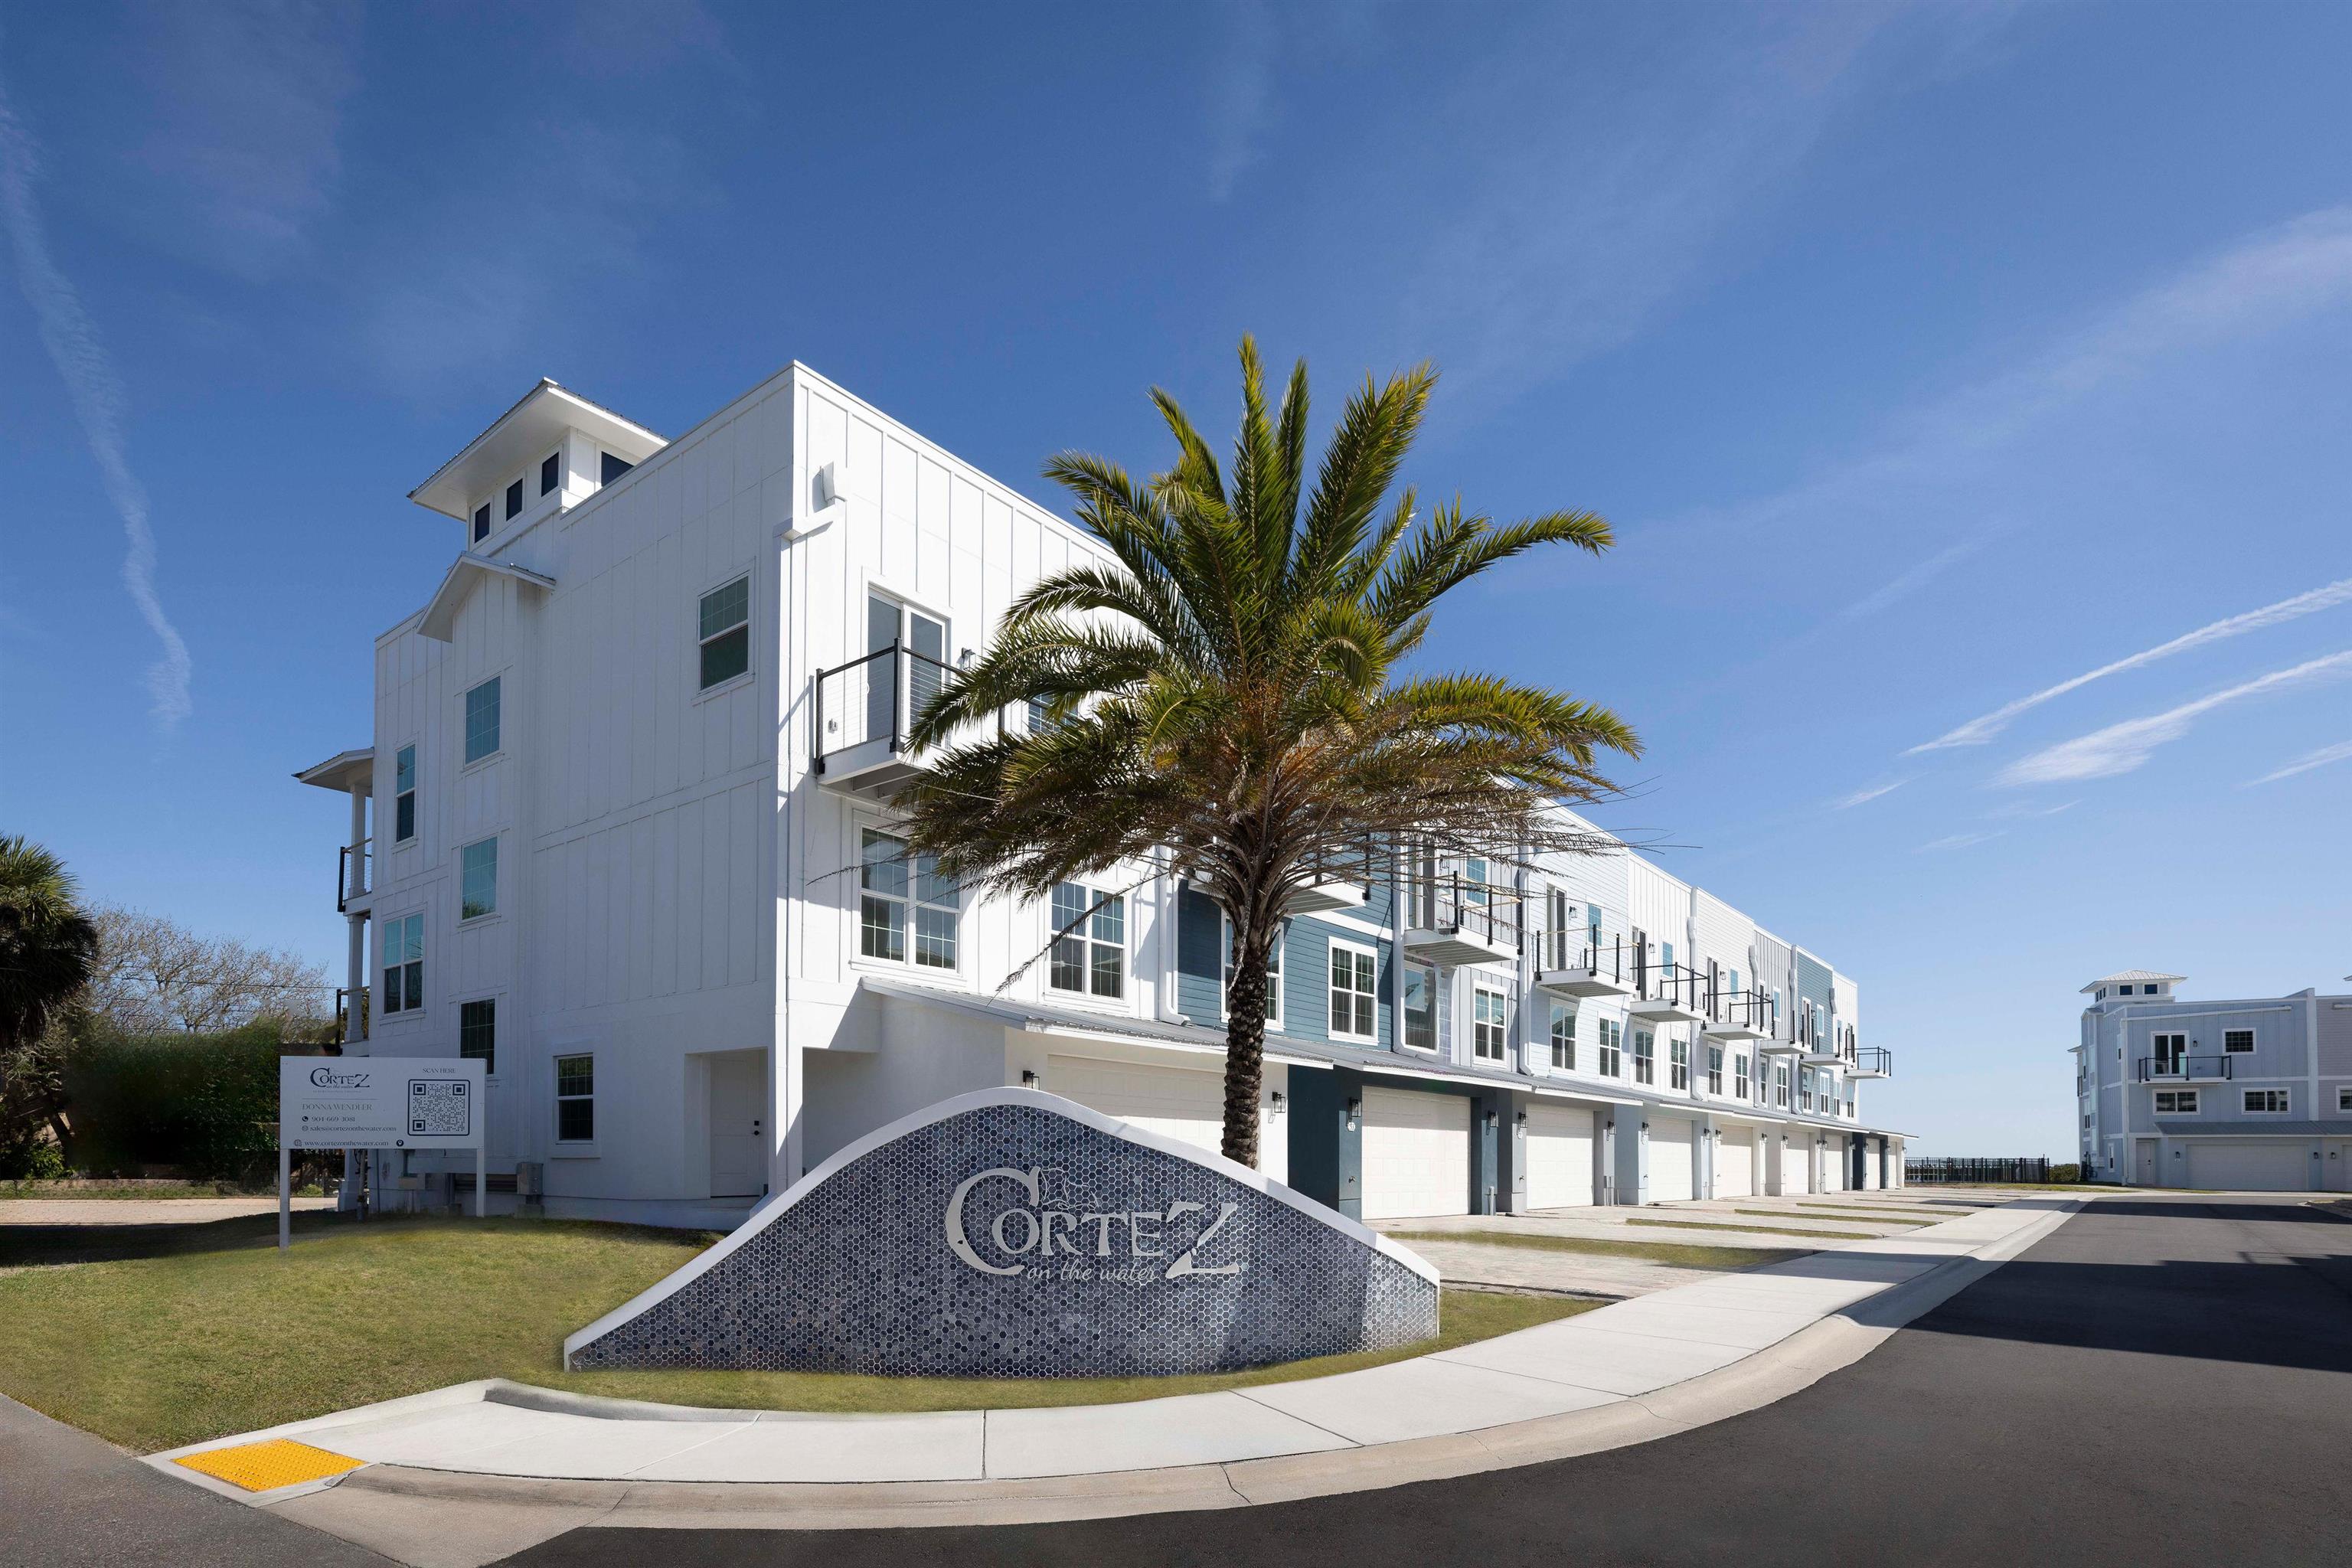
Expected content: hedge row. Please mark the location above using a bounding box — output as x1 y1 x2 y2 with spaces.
64 1024 328 1184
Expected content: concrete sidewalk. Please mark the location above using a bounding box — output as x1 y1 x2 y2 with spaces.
142 1194 2077 1568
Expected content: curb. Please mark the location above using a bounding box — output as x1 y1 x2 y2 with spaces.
242 1198 2083 1561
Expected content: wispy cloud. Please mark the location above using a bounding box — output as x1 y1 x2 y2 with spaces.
1204 0 1276 201
1986 798 2079 820
1918 830 2004 853
1837 531 2005 622
2243 739 2352 787
120 0 361 283
1997 651 2352 787
0 66 192 727
1830 779 1909 810
1910 573 2352 753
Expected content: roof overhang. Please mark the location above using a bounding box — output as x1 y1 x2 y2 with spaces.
408 379 666 521
420 554 557 642
294 748 374 793
2080 970 2187 995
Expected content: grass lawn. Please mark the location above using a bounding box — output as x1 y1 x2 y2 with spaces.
1731 1208 1931 1227
0 1214 1586 1454
1387 1227 1805 1271
1623 1217 1882 1240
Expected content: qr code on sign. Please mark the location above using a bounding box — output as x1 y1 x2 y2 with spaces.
408 1079 471 1137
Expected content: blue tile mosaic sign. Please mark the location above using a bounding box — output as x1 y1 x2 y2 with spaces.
564 1088 1439 1377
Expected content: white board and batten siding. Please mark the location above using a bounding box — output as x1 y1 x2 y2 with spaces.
1524 1101 1596 1209
1693 891 1754 997
1361 1088 1472 1219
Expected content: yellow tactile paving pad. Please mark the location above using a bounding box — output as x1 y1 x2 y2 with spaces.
174 1438 364 1491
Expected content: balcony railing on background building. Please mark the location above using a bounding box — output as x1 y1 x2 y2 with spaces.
1403 870 1524 953
1544 926 1625 981
2137 1054 2233 1082
337 839 372 912
812 641 961 773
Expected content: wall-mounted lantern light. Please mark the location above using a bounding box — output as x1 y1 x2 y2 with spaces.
1515 1109 1528 1129
1020 1070 1040 1089
1344 1096 1361 1131
1269 1089 1286 1114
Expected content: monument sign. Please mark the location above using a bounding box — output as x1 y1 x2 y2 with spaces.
278 1056 485 1250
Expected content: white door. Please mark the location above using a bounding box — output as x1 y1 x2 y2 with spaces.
1819 1140 1846 1193
1524 1101 1595 1209
707 1050 766 1197
1361 1087 1472 1219
2135 1139 2159 1186
1648 1119 1695 1204
1717 1128 1756 1198
2187 1142 2307 1191
2324 1141 2352 1194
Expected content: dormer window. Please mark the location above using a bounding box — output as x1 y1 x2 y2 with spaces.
540 451 561 496
505 479 523 520
601 451 635 485
472 502 491 544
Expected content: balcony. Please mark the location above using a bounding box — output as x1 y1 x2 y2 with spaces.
2138 1054 2233 1083
1801 1044 1844 1067
1534 931 1633 998
337 839 373 913
1849 1045 1893 1080
812 642 957 800
1626 961 1705 1024
1400 872 1521 967
1702 986 1771 1041
1286 880 1369 916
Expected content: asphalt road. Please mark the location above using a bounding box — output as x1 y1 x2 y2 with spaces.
497 1193 2352 1566
0 1395 393 1568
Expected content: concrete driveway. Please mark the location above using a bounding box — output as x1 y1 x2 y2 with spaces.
488 1192 2352 1566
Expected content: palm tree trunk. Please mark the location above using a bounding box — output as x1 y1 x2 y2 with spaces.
1220 921 1275 1168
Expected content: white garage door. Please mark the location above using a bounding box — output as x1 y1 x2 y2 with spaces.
1717 1128 1756 1198
1361 1087 1471 1219
1524 1102 1595 1210
1047 1054 1222 1152
2187 1142 2308 1191
1648 1119 1695 1204
1819 1139 1846 1193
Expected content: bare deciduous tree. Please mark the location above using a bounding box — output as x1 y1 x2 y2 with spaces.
85 907 329 1036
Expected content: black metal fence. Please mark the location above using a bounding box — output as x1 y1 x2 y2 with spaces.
1904 1156 2055 1184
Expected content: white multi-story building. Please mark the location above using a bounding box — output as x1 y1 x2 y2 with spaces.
299 364 1904 1228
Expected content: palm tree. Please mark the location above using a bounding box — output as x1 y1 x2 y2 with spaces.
898 338 1638 1168
0 836 100 1157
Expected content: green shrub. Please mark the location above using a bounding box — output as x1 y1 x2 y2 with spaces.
0 1135 65 1181
64 1024 328 1184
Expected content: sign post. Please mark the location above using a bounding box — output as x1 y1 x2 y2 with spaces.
279 1057 487 1251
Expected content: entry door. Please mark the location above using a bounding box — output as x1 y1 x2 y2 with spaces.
868 594 947 745
2151 1033 2186 1076
2326 1142 2352 1194
2134 1138 2158 1187
708 1051 766 1197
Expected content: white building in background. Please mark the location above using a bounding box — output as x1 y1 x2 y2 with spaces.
299 364 1905 1229
2076 969 2352 1190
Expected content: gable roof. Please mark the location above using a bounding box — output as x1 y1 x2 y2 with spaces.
418 553 557 642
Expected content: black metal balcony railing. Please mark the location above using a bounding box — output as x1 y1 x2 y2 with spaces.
1540 926 1625 979
813 641 961 774
1403 872 1523 952
1854 1045 1893 1076
337 839 372 912
2138 1054 2233 1082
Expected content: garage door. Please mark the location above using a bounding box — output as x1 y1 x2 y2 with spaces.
1819 1138 1846 1193
1361 1087 1471 1219
1648 1119 1695 1204
2186 1142 2308 1191
1717 1128 1756 1198
1772 1135 1807 1196
1047 1054 1223 1154
1524 1101 1595 1209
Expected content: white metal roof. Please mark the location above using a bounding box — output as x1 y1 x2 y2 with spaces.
408 379 666 520
2079 969 2185 994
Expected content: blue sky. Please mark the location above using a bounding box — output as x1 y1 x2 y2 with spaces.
3 2 2348 1156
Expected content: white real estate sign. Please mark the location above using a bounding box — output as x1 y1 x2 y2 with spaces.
278 1057 485 1249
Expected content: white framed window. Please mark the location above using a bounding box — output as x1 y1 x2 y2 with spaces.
1472 985 1507 1063
600 449 635 485
1547 999 1576 1070
459 837 498 922
1706 1044 1723 1095
859 828 957 969
1668 1037 1688 1090
1400 961 1437 1050
1798 1067 1815 1113
555 1054 595 1142
1596 1018 1622 1077
472 501 492 544
867 591 949 740
540 449 562 497
2341 1086 2352 1112
1774 1061 1789 1109
393 744 416 844
2223 1029 2255 1054
463 677 501 764
1733 1052 1751 1099
698 574 752 691
1050 881 1124 998
2153 1089 2198 1115
1632 1027 1655 1086
505 476 523 520
459 998 496 1076
1221 916 1284 1031
381 913 423 1015
1328 939 1378 1042
2243 1088 2289 1115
